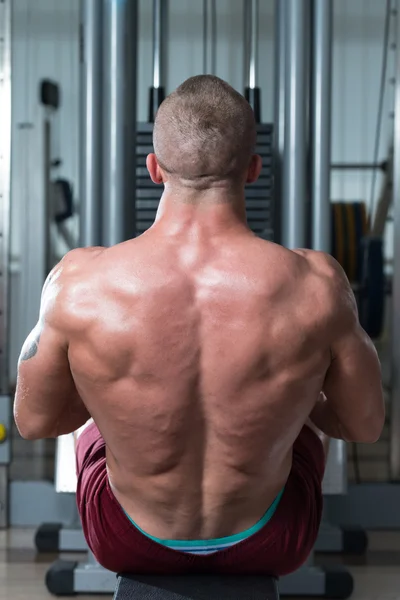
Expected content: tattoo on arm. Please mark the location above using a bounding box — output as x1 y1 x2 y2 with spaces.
20 332 41 362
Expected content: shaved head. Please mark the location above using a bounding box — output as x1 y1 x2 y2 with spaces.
152 75 257 189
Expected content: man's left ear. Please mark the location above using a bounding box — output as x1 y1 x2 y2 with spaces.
246 154 262 184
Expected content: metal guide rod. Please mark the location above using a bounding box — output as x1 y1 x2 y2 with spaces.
311 0 332 252
282 0 309 248
80 0 103 247
102 0 138 245
391 2 400 480
153 0 162 89
0 0 11 391
149 0 166 122
243 0 258 88
248 0 258 89
203 0 217 75
243 1 249 88
244 0 260 122
273 0 286 244
0 0 11 529
102 0 124 245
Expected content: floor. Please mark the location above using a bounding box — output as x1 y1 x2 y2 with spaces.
313 531 400 600
1 529 400 599
0 529 107 600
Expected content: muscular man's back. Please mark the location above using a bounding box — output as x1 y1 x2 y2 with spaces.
65 226 332 540
15 75 384 576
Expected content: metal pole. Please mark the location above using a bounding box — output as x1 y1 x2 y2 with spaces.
390 4 400 480
273 0 286 245
311 0 332 252
80 0 102 247
125 1 138 241
102 0 138 246
243 1 250 89
203 0 217 75
282 0 309 248
248 0 258 90
44 120 54 270
311 0 345 492
244 0 260 122
153 0 162 89
149 0 166 122
0 0 11 529
0 0 10 391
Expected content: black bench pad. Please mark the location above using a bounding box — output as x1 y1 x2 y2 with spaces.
114 574 279 599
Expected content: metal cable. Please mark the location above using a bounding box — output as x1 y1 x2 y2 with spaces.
370 0 392 217
203 0 217 75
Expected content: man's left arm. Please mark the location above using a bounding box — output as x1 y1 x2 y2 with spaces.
14 266 91 440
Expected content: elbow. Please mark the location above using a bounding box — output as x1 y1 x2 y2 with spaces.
14 394 58 440
17 428 42 441
14 414 56 441
344 412 385 445
17 426 56 441
352 428 382 445
15 421 44 441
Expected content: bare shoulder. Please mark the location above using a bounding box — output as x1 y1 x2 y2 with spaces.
45 247 104 286
59 246 105 272
257 242 345 291
41 247 105 317
293 249 358 327
293 248 349 284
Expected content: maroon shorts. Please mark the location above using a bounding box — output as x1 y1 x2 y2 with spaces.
76 423 325 576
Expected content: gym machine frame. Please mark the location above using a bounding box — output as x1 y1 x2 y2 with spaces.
44 2 352 598
275 0 354 594
0 0 12 530
2 1 378 596
324 0 400 531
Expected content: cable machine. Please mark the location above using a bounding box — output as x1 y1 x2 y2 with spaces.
10 0 400 596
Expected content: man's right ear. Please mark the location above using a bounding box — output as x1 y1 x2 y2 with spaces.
146 154 164 184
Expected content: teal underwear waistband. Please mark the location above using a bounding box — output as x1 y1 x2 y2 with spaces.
123 487 284 555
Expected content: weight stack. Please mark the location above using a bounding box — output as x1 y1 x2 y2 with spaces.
135 123 275 240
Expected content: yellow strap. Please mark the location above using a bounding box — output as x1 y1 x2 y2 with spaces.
360 202 369 235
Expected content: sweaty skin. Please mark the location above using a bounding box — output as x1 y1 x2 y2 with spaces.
15 74 385 543
14 208 384 541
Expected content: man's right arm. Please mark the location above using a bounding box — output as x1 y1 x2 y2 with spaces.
309 255 385 443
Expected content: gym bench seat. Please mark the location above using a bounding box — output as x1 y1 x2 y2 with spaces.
113 574 279 599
